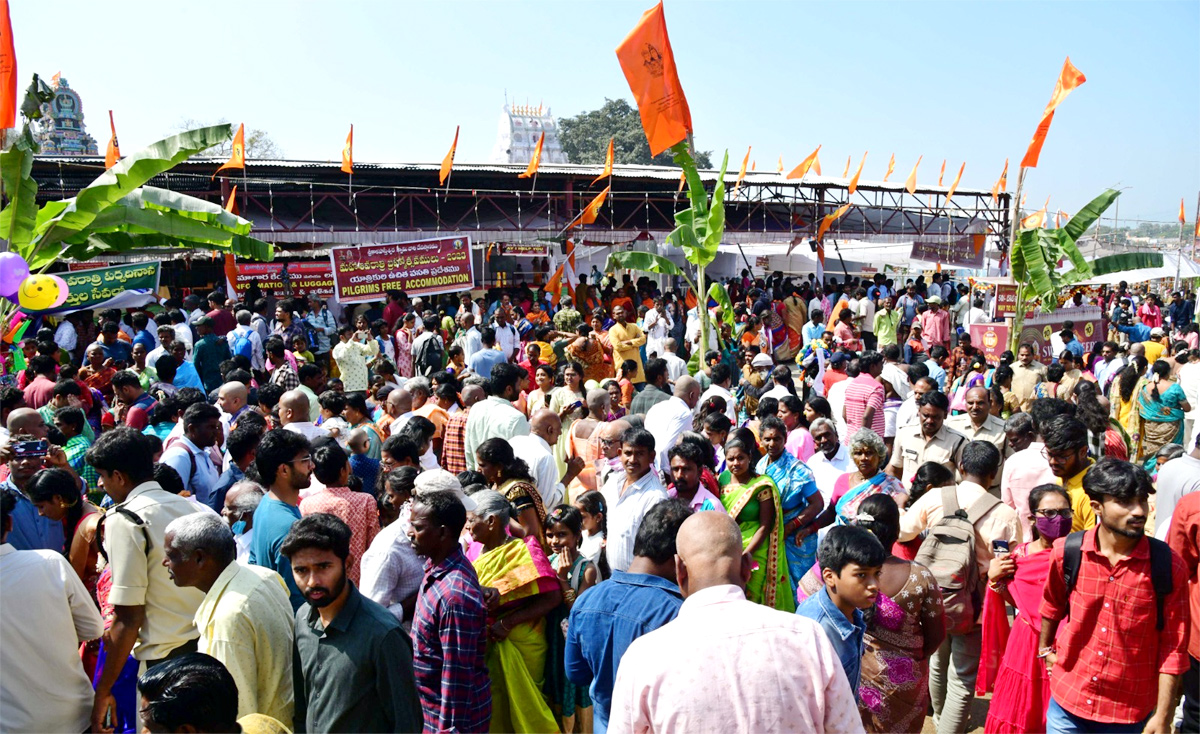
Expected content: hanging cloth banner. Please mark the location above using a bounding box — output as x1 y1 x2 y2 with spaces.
20 262 160 315
329 235 474 303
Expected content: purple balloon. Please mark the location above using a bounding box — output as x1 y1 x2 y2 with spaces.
0 253 30 295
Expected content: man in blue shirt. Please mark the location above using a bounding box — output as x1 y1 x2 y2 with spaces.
925 345 949 391
1116 321 1152 343
248 428 312 611
0 423 66 552
95 321 133 367
466 327 506 380
565 499 693 733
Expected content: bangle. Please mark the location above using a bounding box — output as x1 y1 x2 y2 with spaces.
1036 646 1055 659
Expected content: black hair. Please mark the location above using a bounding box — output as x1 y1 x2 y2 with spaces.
384 466 421 501
110 370 141 391
399 415 436 446
254 429 311 485
312 442 350 486
26 469 84 553
805 395 832 420
1082 456 1155 503
414 489 468 535
382 434 421 465
644 358 668 385
298 362 323 383
86 427 155 484
908 461 955 509
621 426 656 453
183 402 221 430
137 653 239 733
318 390 345 415
667 439 708 469
488 362 525 396
907 361 930 382
280 511 352 561
858 351 883 372
677 432 717 472
1028 484 1071 541
959 440 1002 479
709 362 732 385
153 463 186 495
1148 359 1171 402
1072 381 1109 436
0 490 15 533
755 397 779 421
759 415 787 437
631 498 693 564
343 392 369 417
702 411 732 436
224 425 259 465
620 359 638 378
1118 360 1146 403
854 493 900 550
917 389 950 414
52 379 81 398
55 405 85 433
818 524 886 574
546 504 584 547
725 428 761 465
1041 415 1088 453
476 437 535 482
257 383 285 411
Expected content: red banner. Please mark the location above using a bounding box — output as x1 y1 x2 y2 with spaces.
230 261 334 299
994 284 1018 318
970 322 1011 364
67 261 112 271
970 306 1104 364
330 236 474 304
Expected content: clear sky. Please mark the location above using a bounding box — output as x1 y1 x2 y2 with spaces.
12 0 1198 223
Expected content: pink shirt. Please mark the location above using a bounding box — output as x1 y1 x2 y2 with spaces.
609 584 864 734
666 484 726 514
1000 441 1056 540
787 427 815 461
843 373 886 438
299 485 380 584
918 308 951 348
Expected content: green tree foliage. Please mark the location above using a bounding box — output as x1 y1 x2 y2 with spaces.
559 99 712 168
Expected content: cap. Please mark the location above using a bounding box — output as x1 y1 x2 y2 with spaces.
927 295 943 305
830 352 849 365
751 353 774 368
414 469 477 511
1150 327 1165 337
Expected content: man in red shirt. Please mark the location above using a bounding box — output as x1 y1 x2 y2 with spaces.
20 356 58 410
843 350 885 438
1166 490 1200 732
205 290 236 337
821 352 850 395
917 296 952 351
1040 458 1190 733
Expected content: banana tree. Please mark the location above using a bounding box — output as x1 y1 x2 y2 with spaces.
0 74 273 321
1008 188 1161 351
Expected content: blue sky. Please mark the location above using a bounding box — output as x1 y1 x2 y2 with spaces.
13 0 1198 222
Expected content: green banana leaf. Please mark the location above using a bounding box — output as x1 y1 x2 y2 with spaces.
34 124 233 250
605 250 688 279
706 281 737 330
135 186 254 231
0 139 38 251
671 142 708 222
1089 252 1163 277
60 230 273 263
1010 228 1054 298
1065 189 1120 243
699 151 729 264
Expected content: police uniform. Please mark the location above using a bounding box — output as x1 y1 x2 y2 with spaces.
947 413 1008 492
887 423 968 487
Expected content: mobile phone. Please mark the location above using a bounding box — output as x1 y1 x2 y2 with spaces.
991 539 1010 555
12 439 49 459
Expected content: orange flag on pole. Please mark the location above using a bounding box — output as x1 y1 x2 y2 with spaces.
1021 57 1087 169
0 0 14 131
733 145 750 194
576 185 611 227
1020 196 1050 229
1180 197 1187 224
816 203 851 243
751 160 756 171
848 152 867 195
777 156 784 174
341 125 354 174
615 1 692 157
904 155 922 194
104 110 121 170
883 154 895 182
212 123 245 178
938 159 946 186
842 155 851 178
592 137 614 185
519 131 545 178
439 125 459 186
944 162 965 207
786 144 821 180
991 159 1009 203
223 185 239 215
812 151 821 175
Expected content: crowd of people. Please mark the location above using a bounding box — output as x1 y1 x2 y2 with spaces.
0 268 1196 734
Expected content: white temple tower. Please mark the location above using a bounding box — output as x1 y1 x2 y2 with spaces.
489 103 569 165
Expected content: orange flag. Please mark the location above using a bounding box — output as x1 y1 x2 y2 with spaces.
812 151 821 175
341 125 353 174
0 0 13 131
677 170 686 193
842 155 851 178
883 153 895 182
777 156 784 174
1180 197 1187 224
904 155 922 194
545 262 567 306
751 160 756 171
104 110 120 170
615 2 692 157
592 137 614 185
1021 196 1050 228
816 203 851 243
938 159 946 186
519 131 545 179
439 125 459 186
1021 57 1086 169
576 185 611 227
733 145 750 194
223 185 239 215
212 123 246 178
848 152 867 195
944 162 965 207
786 144 821 180
685 289 698 309
991 159 1009 203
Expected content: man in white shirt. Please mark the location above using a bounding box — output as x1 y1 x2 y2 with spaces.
761 365 795 403
609 511 862 734
601 427 668 573
855 287 877 350
147 325 176 369
962 297 987 331
511 410 582 510
1093 341 1126 393
0 491 105 734
685 307 718 356
644 297 673 360
226 310 265 372
661 338 689 384
492 309 521 362
460 313 483 361
644 376 702 474
805 418 853 505
278 390 330 444
220 481 263 565
895 374 936 433
464 363 530 471
53 314 78 354
698 364 737 425
384 387 415 437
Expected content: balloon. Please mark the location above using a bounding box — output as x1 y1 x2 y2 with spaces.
0 253 30 295
17 274 69 311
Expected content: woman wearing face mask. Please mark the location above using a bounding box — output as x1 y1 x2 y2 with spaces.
977 484 1073 734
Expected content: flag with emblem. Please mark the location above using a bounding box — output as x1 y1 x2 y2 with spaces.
341 125 353 174
212 123 246 178
615 1 692 156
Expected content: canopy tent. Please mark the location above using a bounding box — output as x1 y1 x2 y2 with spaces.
1074 251 1200 285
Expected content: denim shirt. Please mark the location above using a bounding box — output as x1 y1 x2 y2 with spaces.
564 571 684 734
796 585 866 697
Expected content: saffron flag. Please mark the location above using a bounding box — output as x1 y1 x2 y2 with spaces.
883 154 895 182
1180 197 1187 224
816 203 851 243
104 110 120 170
777 156 784 174
786 144 821 180
751 160 756 171
545 262 566 306
826 297 850 331
678 170 686 193
439 125 459 185
733 145 750 194
223 185 239 215
0 0 15 130
212 123 246 178
222 185 241 294
519 131 545 178
848 152 867 195
904 155 922 195
575 185 611 227
944 162 965 207
341 125 353 174
592 137 614 185
938 159 946 186
615 1 693 157
842 155 851 178
1021 196 1050 229
1021 57 1086 169
991 159 1009 203
812 152 821 175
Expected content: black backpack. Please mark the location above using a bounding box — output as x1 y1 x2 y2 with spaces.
1062 530 1173 630
413 334 444 377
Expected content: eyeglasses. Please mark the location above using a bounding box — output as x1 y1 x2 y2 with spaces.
291 456 314 466
1034 508 1074 519
1040 447 1082 462
599 438 618 447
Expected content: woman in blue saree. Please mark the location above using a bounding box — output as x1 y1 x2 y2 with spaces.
756 416 824 590
1137 359 1191 469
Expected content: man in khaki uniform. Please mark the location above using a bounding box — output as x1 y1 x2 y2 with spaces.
947 386 1007 493
1010 343 1046 412
608 304 648 385
887 390 968 487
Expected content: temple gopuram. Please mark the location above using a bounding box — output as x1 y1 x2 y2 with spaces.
34 76 99 156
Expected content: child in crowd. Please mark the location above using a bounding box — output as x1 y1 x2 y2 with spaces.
291 335 315 365
543 505 598 732
318 390 351 447
572 490 610 579
797 524 885 698
618 359 637 409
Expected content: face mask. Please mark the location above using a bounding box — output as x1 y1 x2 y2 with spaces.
231 520 247 536
1035 514 1071 541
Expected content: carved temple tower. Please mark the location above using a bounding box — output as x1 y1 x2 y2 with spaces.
34 76 99 156
489 102 569 166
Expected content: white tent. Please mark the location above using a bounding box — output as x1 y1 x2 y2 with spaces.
1079 252 1200 285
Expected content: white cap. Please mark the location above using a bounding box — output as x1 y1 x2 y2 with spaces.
751 353 774 368
414 469 477 511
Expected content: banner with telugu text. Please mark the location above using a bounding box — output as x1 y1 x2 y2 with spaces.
329 235 474 304
229 261 334 299
21 262 160 315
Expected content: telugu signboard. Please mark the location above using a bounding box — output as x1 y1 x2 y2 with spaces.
23 262 160 315
229 261 335 299
329 235 474 304
910 233 987 269
994 284 1018 318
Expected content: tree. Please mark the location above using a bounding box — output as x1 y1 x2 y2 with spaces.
174 118 284 159
560 99 713 168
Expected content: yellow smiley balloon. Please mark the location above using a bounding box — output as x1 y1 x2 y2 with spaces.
17 274 66 311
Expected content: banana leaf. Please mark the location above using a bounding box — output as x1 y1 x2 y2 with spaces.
1065 189 1120 243
0 139 38 251
706 281 737 330
605 250 688 279
135 186 254 231
60 231 273 263
1089 252 1163 277
1010 228 1055 298
699 151 729 264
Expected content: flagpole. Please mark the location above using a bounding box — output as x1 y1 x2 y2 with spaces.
1008 167 1028 353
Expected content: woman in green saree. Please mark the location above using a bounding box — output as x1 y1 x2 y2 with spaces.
1137 359 1192 469
469 490 562 733
717 430 795 612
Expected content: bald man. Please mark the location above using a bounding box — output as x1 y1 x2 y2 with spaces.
596 418 632 487
217 381 250 437
644 376 703 474
279 390 329 442
511 409 583 508
441 383 486 475
386 387 415 436
609 512 864 733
